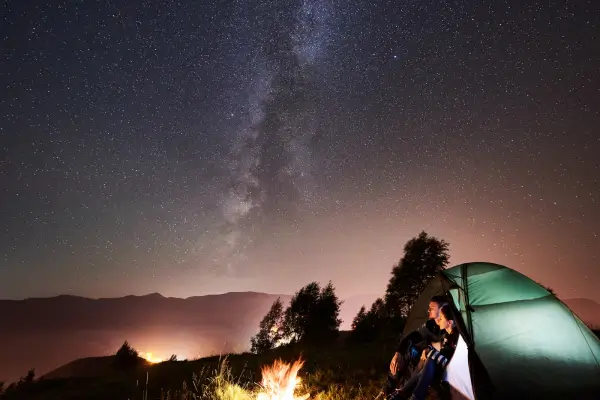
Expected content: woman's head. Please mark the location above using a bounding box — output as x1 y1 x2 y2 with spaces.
436 304 455 332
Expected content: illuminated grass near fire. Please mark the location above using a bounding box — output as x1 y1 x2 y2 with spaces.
155 357 376 399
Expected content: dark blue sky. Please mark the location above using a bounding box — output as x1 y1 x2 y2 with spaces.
1 0 599 301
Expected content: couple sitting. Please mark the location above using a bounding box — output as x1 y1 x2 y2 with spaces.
384 296 459 400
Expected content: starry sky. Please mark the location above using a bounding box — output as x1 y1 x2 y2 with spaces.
1 0 599 303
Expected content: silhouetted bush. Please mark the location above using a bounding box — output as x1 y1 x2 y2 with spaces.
114 340 139 369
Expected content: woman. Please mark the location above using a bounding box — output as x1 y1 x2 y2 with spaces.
390 304 459 400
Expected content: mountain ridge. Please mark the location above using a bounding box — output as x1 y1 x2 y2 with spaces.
0 291 293 383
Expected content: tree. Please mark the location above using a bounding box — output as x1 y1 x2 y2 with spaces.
542 284 556 295
315 281 343 342
15 369 35 388
282 281 342 344
23 369 35 384
115 340 139 369
350 298 392 342
351 306 368 331
250 297 285 353
385 231 450 318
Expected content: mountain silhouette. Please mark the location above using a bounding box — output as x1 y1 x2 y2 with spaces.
0 291 291 383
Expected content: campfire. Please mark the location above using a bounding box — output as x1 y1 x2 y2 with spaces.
256 358 310 400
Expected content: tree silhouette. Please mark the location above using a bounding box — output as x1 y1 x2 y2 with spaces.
15 369 35 388
315 281 344 342
351 305 368 331
282 281 342 344
250 297 285 353
251 281 343 351
350 298 390 342
23 369 35 384
115 340 139 369
542 285 556 295
385 231 450 318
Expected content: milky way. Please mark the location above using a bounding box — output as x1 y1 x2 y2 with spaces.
214 0 335 273
1 0 599 302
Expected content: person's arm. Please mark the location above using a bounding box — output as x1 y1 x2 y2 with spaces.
389 351 400 374
395 327 426 353
424 334 458 370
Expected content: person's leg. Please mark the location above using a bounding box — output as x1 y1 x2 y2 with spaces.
383 371 399 397
399 369 422 393
408 358 442 400
388 370 422 400
391 359 435 400
384 345 420 396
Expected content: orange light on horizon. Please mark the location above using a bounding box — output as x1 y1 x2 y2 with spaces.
143 352 163 364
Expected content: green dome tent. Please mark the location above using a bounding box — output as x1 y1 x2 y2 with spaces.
402 262 600 399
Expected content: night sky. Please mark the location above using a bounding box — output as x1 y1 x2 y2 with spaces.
1 0 599 302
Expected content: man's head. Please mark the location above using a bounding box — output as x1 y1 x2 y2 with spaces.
428 295 448 320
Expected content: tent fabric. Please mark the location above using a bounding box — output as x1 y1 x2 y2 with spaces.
444 262 552 307
468 295 600 398
401 261 600 399
443 334 475 400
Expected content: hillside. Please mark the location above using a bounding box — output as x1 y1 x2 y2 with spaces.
42 356 149 380
0 330 397 400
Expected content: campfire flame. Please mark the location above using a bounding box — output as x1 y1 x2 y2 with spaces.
256 358 310 400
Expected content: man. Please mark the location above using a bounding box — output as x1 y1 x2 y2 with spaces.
381 295 448 399
391 304 459 400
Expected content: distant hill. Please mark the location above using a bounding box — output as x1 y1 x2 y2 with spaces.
563 298 600 327
0 291 292 383
42 355 149 380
